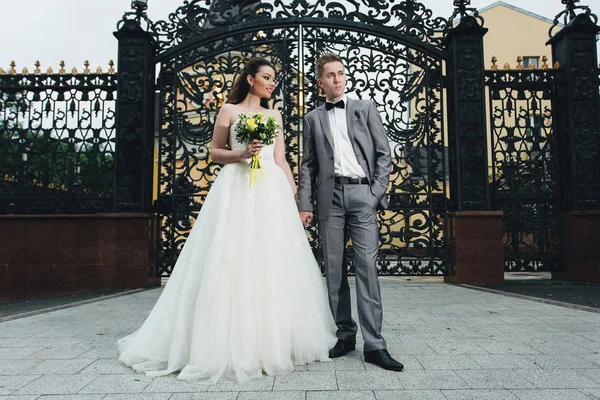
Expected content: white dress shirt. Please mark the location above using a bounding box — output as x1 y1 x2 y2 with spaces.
326 96 366 178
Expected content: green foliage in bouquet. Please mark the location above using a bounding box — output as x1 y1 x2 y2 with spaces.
234 113 280 187
235 113 279 146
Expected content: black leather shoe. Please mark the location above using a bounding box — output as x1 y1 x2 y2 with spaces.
364 349 404 371
328 339 356 358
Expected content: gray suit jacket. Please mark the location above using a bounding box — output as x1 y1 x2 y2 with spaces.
298 98 392 220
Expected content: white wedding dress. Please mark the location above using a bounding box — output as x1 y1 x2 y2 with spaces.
118 120 337 384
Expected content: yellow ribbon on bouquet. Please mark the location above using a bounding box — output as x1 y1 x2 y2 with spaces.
248 154 266 187
234 112 279 188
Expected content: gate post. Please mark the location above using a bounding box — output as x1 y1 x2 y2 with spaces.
548 2 600 283
113 12 156 213
110 7 160 288
444 2 504 285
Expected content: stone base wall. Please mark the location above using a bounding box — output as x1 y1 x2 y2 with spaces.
445 211 505 285
0 214 160 301
553 211 600 284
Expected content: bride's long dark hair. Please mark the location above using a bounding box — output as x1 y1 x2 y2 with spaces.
227 57 273 109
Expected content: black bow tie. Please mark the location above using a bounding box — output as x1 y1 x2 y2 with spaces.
326 100 345 111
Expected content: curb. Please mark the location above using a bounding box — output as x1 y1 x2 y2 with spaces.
459 284 600 314
0 288 151 323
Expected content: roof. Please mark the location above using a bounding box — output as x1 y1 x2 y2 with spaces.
454 1 562 26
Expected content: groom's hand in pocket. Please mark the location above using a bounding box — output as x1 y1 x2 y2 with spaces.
299 211 313 227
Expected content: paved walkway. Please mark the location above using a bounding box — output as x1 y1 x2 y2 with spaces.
1 278 600 399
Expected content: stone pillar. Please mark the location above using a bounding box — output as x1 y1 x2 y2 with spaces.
444 14 504 284
548 12 600 283
113 19 155 212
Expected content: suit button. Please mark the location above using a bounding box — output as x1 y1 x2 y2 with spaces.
329 174 334 179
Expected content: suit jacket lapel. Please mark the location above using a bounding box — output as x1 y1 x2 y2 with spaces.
345 98 357 145
317 106 334 151
346 98 370 178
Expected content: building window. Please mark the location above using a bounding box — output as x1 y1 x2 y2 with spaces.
523 56 540 69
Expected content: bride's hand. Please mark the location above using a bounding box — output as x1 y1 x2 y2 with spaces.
241 139 264 159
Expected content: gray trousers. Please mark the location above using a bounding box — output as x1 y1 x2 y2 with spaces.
319 183 387 351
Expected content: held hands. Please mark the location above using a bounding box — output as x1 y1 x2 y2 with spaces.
299 211 313 227
241 139 263 159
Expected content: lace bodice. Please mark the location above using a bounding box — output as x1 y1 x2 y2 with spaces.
229 120 276 162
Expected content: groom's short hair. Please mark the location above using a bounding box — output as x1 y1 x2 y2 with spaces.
316 53 344 79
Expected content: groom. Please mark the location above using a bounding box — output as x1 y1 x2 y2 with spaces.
298 53 403 371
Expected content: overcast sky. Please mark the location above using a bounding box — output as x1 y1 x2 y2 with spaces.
1 0 599 71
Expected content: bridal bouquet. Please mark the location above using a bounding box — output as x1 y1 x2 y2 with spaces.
235 113 279 187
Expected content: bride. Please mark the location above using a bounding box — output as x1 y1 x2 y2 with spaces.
118 57 337 384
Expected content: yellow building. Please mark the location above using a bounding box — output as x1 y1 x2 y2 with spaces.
477 1 559 69
474 1 562 179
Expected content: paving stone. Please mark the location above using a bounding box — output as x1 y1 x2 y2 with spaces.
26 359 94 375
208 376 274 392
25 346 89 360
143 374 209 393
13 375 94 395
575 369 600 385
579 388 600 399
495 317 546 325
385 343 436 355
170 393 240 400
1 281 599 399
0 339 26 348
29 396 105 400
18 338 84 349
308 355 364 371
306 391 376 400
427 342 488 355
103 395 172 400
415 355 482 370
396 370 468 390
0 327 46 339
455 370 534 389
484 332 543 343
77 374 153 394
76 346 120 359
0 376 41 395
374 390 446 399
78 358 134 375
510 389 594 399
238 391 305 400
336 370 402 390
523 354 598 369
467 355 539 370
516 369 599 389
0 360 42 376
0 349 43 360
441 389 519 399
473 341 540 355
527 341 592 354
273 371 337 391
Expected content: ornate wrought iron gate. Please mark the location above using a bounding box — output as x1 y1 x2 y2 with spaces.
486 67 561 271
146 0 450 277
0 66 117 214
